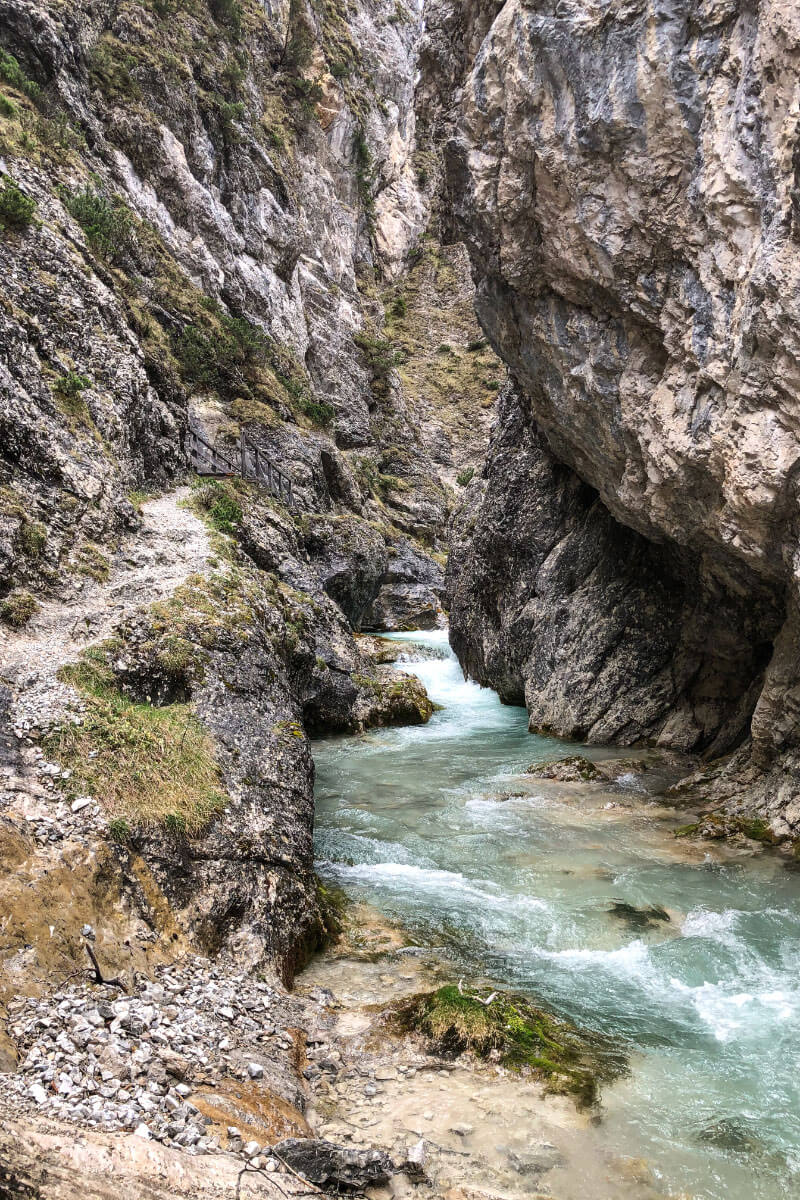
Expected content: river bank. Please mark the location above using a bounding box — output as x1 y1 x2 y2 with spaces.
312 630 800 1200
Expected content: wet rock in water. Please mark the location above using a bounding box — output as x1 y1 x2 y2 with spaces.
608 902 671 931
527 756 603 783
273 1138 394 1188
698 1117 767 1156
507 1142 565 1176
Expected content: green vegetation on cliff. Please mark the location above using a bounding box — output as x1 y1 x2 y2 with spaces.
50 647 225 834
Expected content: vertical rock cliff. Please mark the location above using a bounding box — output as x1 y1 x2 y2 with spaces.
433 0 800 830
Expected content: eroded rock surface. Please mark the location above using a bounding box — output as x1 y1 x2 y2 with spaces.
436 0 800 817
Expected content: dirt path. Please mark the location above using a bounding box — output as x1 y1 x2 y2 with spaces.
0 488 211 697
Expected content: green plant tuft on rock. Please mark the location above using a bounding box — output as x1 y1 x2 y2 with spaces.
108 817 132 844
0 178 37 230
393 984 627 1107
191 479 244 536
54 371 90 399
456 466 474 487
1 589 39 628
64 186 133 262
18 520 47 558
0 48 41 101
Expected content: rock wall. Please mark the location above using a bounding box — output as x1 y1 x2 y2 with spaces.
0 0 504 987
447 384 780 754
437 0 800 810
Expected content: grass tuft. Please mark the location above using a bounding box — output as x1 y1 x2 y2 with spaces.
1 589 39 627
48 647 225 833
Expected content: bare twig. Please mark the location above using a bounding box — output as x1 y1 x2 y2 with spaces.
271 1153 325 1195
84 941 127 992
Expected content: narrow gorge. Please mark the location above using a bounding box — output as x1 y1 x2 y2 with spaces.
1 2 799 1198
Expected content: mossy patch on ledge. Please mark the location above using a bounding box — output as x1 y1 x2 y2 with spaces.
47 647 225 834
391 984 627 1107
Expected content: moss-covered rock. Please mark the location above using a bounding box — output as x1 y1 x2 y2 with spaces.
392 983 627 1107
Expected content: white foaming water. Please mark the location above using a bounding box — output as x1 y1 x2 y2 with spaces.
670 978 798 1042
328 860 549 913
313 630 800 1200
682 907 740 942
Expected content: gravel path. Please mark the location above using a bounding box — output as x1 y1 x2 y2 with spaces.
1 488 212 695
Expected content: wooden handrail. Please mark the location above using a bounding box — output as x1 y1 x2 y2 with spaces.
185 428 295 508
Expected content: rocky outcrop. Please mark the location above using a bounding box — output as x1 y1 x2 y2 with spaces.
438 0 800 814
447 384 781 753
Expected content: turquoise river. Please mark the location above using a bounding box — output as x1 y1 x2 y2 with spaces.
312 630 800 1200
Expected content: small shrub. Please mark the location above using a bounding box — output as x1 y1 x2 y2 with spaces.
0 178 36 230
192 479 244 535
173 314 268 399
210 0 243 37
390 293 407 319
64 186 133 262
456 466 474 487
283 6 316 73
353 125 375 227
300 397 335 426
29 109 84 151
54 371 90 399
0 94 17 117
353 330 404 395
0 49 41 101
108 817 131 844
467 337 488 352
1 589 39 628
216 98 246 141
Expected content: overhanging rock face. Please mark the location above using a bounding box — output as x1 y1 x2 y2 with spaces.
437 0 800 774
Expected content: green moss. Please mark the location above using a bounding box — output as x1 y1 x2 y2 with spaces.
272 718 305 741
393 984 626 1107
50 648 225 833
1 589 39 628
674 822 700 839
736 817 778 845
316 877 349 941
73 543 111 583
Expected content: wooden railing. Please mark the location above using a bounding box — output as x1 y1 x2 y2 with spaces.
185 428 294 508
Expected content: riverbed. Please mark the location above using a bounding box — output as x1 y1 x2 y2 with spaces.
311 630 800 1200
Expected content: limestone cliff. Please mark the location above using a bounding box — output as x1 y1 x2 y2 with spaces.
0 0 501 989
436 0 800 831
